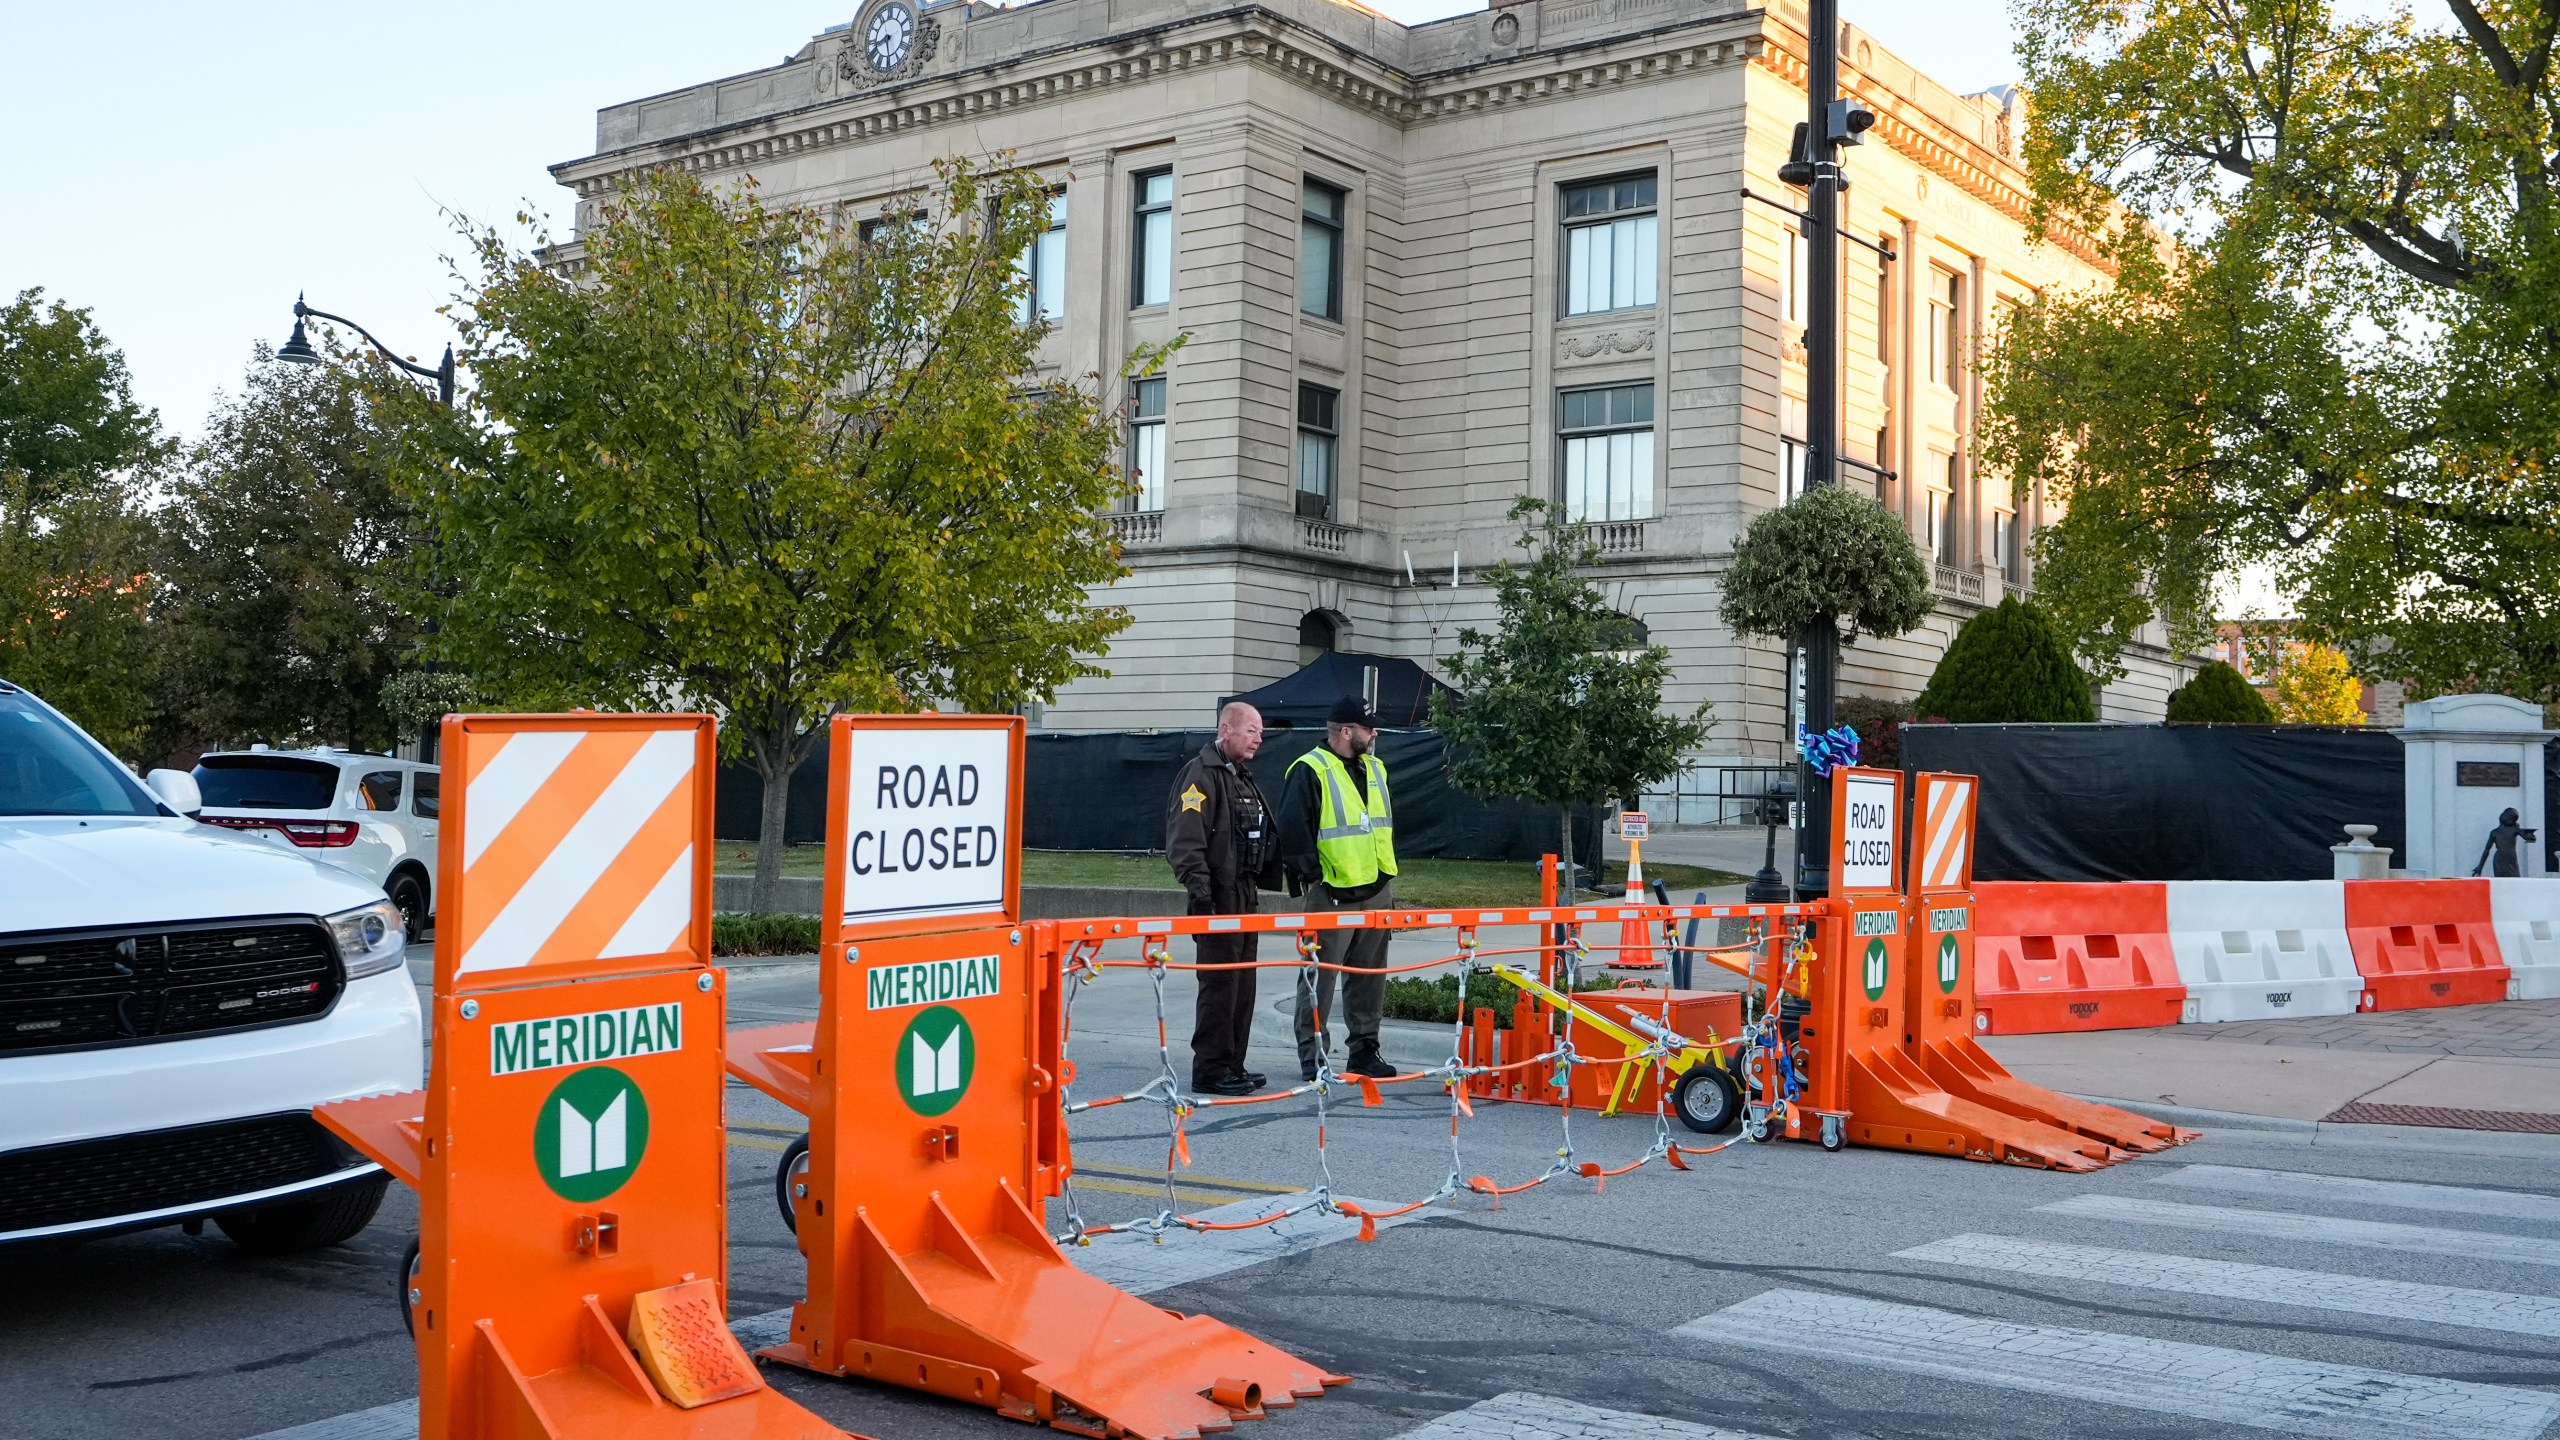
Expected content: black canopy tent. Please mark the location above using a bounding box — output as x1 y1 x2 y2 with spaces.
1217 651 1456 729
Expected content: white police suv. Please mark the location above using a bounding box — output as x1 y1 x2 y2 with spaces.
0 679 423 1252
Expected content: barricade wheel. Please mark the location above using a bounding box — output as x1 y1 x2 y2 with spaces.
774 1133 811 1233
397 1237 421 1337
1818 1114 1847 1152
1672 1067 1742 1135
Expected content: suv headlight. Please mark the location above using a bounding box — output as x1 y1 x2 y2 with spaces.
326 900 409 979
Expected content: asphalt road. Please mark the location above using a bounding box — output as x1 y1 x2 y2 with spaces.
5 950 2557 1440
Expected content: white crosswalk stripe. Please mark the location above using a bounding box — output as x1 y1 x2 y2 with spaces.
1676 1288 2560 1440
2151 1164 2560 1224
1898 1232 2560 1340
1389 1392 1778 1439
2040 1193 2560 1270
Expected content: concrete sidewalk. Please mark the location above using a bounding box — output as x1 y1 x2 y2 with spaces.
1982 998 2560 1129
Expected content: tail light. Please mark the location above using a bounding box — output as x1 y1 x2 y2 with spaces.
200 816 360 848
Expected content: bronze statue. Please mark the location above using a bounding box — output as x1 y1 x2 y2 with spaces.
2473 807 2539 878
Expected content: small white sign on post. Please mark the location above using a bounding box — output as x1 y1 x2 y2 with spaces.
839 724 1015 926
1837 771 1899 892
1617 811 1650 841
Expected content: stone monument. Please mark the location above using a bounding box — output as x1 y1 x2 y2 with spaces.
2395 694 2553 877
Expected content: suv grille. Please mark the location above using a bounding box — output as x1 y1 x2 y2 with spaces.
0 1112 364 1235
0 918 341 1056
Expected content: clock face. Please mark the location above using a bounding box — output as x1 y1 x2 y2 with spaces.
865 3 916 72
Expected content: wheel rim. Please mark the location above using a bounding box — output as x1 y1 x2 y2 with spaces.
393 879 426 938
1681 1073 1730 1128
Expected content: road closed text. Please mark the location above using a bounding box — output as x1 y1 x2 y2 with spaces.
840 725 1016 923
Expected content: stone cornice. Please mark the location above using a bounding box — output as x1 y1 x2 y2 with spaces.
552 7 1761 195
1750 23 2115 275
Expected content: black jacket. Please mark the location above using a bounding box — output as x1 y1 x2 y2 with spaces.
1166 743 1279 913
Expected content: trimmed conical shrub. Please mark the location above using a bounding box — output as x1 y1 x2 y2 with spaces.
2165 660 2275 723
1914 598 2097 723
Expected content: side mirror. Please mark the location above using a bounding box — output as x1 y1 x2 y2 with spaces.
146 768 203 817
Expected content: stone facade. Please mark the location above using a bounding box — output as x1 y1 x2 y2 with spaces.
553 0 2199 753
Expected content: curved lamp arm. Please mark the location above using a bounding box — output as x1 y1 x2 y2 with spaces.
288 296 456 408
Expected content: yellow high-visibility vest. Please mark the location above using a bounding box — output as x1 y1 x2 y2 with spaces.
1291 747 1397 890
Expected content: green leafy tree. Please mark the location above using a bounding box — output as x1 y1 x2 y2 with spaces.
400 161 1141 909
1720 482 1935 645
2165 660 2276 724
0 290 169 753
1914 597 2098 723
1431 500 1711 897
1991 1 2560 700
150 354 425 759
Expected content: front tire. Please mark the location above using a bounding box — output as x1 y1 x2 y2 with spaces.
774 1134 810 1233
215 1174 389 1254
1671 1066 1742 1135
387 871 430 941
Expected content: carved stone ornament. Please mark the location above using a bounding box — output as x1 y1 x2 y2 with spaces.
1996 110 2013 158
1491 12 1521 45
1559 328 1656 360
839 4 941 90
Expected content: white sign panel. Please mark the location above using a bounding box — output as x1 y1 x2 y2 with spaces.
1838 772 1899 891
1617 811 1650 840
841 726 1014 925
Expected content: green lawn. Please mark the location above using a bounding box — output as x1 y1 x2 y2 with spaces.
714 842 1740 907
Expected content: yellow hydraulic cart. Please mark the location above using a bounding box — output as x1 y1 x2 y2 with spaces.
1487 962 1743 1133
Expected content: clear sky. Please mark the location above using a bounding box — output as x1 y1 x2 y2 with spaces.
0 1 2019 443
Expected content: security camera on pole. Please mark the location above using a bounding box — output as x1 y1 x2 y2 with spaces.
1773 0 1872 900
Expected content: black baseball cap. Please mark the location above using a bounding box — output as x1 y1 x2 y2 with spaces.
1327 697 1377 727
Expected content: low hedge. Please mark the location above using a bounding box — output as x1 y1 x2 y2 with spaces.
710 912 822 956
1380 970 1616 1029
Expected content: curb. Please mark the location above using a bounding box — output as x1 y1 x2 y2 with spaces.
2066 1095 2318 1135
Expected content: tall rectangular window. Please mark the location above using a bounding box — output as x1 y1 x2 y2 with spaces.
1301 179 1345 321
1562 174 1658 316
1014 189 1066 325
1993 508 2018 580
1781 223 1803 326
1780 395 1809 502
1928 267 1963 390
1295 383 1339 518
1558 382 1655 522
1126 376 1167 512
1131 169 1174 308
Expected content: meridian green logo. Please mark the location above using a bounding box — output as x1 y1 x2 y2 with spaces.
897 1005 976 1117
534 1066 650 1202
1861 938 1890 1002
1937 934 1961 994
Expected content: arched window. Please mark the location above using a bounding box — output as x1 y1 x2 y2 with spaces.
1595 612 1649 653
1298 610 1340 668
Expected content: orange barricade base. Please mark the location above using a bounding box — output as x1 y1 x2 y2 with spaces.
1902 888 2195 1156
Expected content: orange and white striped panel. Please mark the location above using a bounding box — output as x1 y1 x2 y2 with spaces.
454 725 699 975
1916 773 1977 892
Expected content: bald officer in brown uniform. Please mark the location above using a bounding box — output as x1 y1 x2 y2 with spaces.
1166 702 1281 1095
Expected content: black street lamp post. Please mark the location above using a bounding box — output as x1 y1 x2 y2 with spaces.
276 294 455 409
1778 0 1869 901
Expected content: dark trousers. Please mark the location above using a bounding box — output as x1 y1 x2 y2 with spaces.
1294 879 1394 1074
1189 923 1260 1085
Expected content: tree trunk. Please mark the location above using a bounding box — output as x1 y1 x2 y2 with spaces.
749 733 794 916
1557 805 1576 902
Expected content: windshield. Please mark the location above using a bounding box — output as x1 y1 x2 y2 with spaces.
193 755 341 810
0 686 163 818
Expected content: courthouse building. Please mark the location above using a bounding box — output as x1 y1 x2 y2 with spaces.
553 0 2198 757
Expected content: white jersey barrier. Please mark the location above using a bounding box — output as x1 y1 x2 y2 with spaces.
2164 881 2365 1024
2490 878 2560 1001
